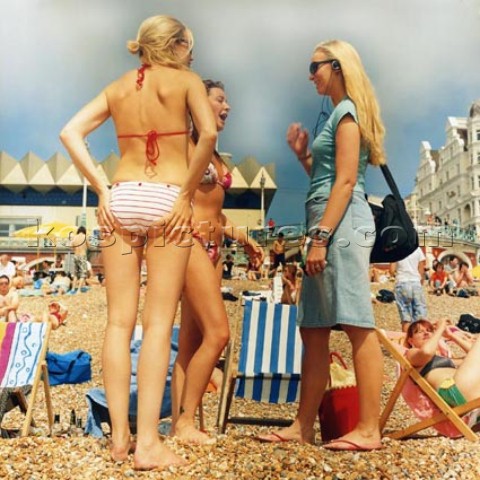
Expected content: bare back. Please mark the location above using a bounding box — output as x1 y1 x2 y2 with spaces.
106 66 193 185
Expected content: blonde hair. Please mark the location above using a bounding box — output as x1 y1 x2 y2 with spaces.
127 15 193 70
315 40 386 166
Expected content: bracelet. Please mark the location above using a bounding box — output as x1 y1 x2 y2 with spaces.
298 152 312 161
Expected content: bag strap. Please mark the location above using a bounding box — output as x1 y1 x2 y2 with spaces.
327 351 349 385
49 351 86 375
380 165 403 202
329 351 348 369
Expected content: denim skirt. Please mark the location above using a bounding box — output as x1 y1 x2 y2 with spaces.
298 191 376 329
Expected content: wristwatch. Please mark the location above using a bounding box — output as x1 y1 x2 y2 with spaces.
309 226 332 242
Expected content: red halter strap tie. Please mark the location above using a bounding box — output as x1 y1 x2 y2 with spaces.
118 130 189 166
117 64 189 166
136 63 150 90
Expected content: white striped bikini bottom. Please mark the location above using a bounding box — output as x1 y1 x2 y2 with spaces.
110 181 180 236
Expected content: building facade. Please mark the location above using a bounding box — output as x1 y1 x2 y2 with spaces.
0 151 277 238
412 100 480 229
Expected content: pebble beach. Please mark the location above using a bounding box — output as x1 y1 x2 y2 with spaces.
1 279 480 480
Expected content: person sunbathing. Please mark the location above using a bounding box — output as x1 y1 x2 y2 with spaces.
16 301 68 330
405 319 480 407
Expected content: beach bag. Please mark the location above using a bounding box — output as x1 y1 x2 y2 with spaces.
46 350 92 386
318 352 359 441
376 289 395 303
369 165 418 263
456 289 470 298
457 313 480 333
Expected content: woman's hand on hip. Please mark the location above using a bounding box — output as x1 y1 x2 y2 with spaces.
158 196 193 245
96 189 115 237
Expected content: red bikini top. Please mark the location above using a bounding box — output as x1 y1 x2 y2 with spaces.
117 64 188 166
200 161 232 190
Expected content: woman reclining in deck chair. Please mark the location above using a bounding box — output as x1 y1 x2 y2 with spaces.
405 319 480 408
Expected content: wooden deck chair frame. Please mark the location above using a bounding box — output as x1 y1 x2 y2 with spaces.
217 301 301 434
0 322 53 437
376 329 480 442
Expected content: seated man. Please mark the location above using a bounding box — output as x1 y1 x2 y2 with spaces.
444 256 459 294
0 275 19 322
222 254 235 280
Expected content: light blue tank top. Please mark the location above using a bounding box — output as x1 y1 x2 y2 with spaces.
306 97 369 203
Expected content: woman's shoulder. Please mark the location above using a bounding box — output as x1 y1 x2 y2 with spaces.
104 69 139 94
332 97 358 124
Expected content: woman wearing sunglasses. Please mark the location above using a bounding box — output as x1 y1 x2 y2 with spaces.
171 79 264 444
258 40 385 451
60 15 217 470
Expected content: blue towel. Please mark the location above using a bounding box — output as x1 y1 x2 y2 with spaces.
85 339 178 438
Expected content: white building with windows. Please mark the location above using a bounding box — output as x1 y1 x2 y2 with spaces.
412 100 480 229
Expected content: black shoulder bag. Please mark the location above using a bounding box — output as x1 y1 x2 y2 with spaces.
368 165 419 263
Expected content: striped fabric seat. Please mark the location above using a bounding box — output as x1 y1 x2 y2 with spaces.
0 322 53 436
235 301 302 403
217 300 303 432
0 323 48 388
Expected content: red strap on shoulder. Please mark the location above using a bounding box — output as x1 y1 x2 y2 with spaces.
136 63 150 90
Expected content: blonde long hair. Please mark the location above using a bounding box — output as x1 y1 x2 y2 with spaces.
315 40 386 166
127 15 193 70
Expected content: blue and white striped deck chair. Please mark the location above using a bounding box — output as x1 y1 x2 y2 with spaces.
217 300 302 433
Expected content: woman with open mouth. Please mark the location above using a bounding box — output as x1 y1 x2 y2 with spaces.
171 79 264 444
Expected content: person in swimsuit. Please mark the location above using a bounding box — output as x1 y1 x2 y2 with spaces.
60 15 217 470
405 319 480 408
170 79 264 444
258 40 385 451
43 301 69 330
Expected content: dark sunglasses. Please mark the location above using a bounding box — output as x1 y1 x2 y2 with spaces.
309 59 334 75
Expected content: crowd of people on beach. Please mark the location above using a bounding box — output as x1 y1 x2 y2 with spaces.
2 12 478 472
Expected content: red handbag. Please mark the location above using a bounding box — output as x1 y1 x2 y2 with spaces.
318 352 359 441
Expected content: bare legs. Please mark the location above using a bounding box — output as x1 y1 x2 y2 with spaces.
171 242 229 443
337 326 383 446
257 328 330 444
102 231 190 469
258 325 383 447
102 232 142 462
455 335 480 400
132 237 190 470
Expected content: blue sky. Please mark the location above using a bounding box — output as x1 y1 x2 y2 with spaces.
1 0 480 224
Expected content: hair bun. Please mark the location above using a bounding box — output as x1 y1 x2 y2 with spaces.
127 40 141 54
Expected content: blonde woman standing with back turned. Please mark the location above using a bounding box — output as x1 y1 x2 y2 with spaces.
258 40 385 451
60 15 217 470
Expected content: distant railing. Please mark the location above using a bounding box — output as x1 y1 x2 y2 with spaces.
249 223 306 246
416 225 478 244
